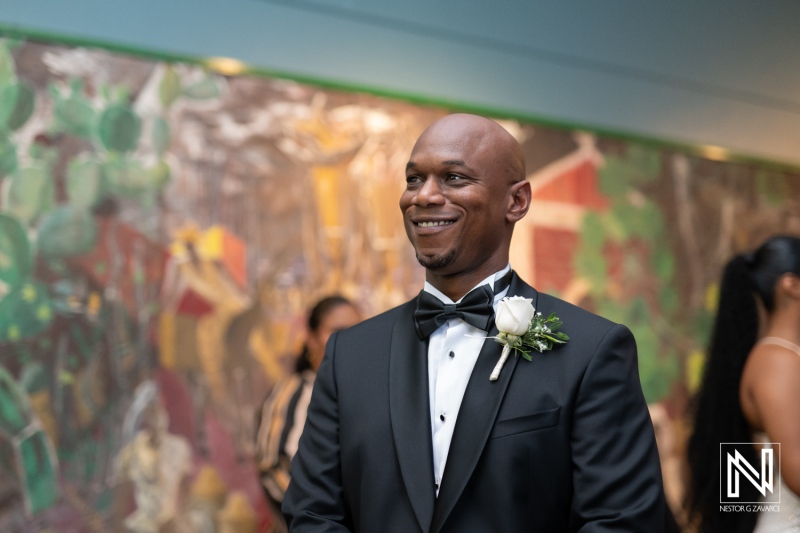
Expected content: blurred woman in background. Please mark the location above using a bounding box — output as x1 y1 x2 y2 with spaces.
687 236 800 532
256 296 361 533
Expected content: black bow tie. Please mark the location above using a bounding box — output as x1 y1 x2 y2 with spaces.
414 271 513 339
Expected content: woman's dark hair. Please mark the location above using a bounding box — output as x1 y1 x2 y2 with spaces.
295 295 353 373
687 235 800 532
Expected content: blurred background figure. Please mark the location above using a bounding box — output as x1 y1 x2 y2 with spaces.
255 296 361 533
686 236 800 533
114 382 193 533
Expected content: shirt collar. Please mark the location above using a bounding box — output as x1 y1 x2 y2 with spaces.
422 264 512 305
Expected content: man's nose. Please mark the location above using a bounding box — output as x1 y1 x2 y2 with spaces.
415 177 445 206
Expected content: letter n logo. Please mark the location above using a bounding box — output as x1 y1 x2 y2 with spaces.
720 443 781 504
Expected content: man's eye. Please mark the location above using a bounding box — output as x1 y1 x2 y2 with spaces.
406 175 421 184
446 174 463 181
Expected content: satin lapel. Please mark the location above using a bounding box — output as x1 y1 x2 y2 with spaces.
430 273 538 533
389 300 436 533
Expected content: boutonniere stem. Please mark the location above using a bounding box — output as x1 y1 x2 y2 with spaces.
489 297 569 381
489 342 513 381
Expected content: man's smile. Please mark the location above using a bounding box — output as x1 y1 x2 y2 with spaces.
411 217 459 234
416 220 455 227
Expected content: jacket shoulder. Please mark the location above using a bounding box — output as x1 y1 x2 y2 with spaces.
512 272 619 338
534 291 625 345
334 299 415 342
536 292 614 327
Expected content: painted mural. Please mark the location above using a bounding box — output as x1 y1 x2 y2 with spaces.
0 36 798 531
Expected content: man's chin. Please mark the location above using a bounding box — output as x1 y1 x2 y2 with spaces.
415 249 456 270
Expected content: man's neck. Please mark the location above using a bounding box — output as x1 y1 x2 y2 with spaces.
425 258 509 302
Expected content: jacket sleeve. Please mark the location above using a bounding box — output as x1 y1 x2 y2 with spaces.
570 324 665 532
282 332 353 532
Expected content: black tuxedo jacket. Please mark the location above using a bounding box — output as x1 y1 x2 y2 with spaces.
283 273 664 532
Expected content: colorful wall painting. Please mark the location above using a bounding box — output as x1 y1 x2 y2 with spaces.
0 35 798 531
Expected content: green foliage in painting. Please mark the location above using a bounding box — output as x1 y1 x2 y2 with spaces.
598 209 629 243
0 212 33 290
610 200 664 244
755 169 789 206
0 281 53 342
0 39 15 87
5 160 56 224
21 433 59 512
639 348 680 404
595 299 629 326
183 77 221 100
98 104 141 153
50 80 95 138
574 211 607 296
66 154 104 208
575 145 688 404
159 66 181 109
580 210 606 247
37 206 97 258
0 369 58 513
0 39 223 522
598 297 680 403
152 116 171 156
651 245 675 282
103 156 148 197
691 308 715 348
20 362 49 393
0 131 18 176
102 155 172 199
151 159 171 188
598 146 660 197
0 368 31 433
0 81 35 131
658 286 680 316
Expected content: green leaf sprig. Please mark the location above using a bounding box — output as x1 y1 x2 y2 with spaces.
510 312 570 361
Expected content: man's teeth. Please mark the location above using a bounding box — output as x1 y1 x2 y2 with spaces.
417 221 454 227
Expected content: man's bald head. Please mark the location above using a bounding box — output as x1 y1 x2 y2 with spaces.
413 113 526 184
400 113 532 297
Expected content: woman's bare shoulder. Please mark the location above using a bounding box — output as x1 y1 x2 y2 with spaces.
741 342 800 429
743 340 800 495
746 341 800 381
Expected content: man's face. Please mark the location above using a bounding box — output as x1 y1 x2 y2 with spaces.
399 121 512 276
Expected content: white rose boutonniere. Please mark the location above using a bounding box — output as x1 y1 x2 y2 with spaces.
495 296 536 336
489 296 570 381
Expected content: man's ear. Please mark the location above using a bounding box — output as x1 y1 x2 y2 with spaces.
506 180 531 223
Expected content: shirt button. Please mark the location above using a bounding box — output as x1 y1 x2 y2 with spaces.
440 412 446 422
449 351 455 358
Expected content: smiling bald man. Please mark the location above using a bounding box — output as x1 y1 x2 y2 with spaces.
283 114 665 532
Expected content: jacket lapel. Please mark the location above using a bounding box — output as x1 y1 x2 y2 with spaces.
389 300 436 533
430 273 538 533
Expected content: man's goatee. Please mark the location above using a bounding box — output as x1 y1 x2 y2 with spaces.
416 249 456 270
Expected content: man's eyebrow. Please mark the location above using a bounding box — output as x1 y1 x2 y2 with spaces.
405 159 476 172
443 159 478 173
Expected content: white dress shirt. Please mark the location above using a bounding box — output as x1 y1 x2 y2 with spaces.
424 265 511 496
